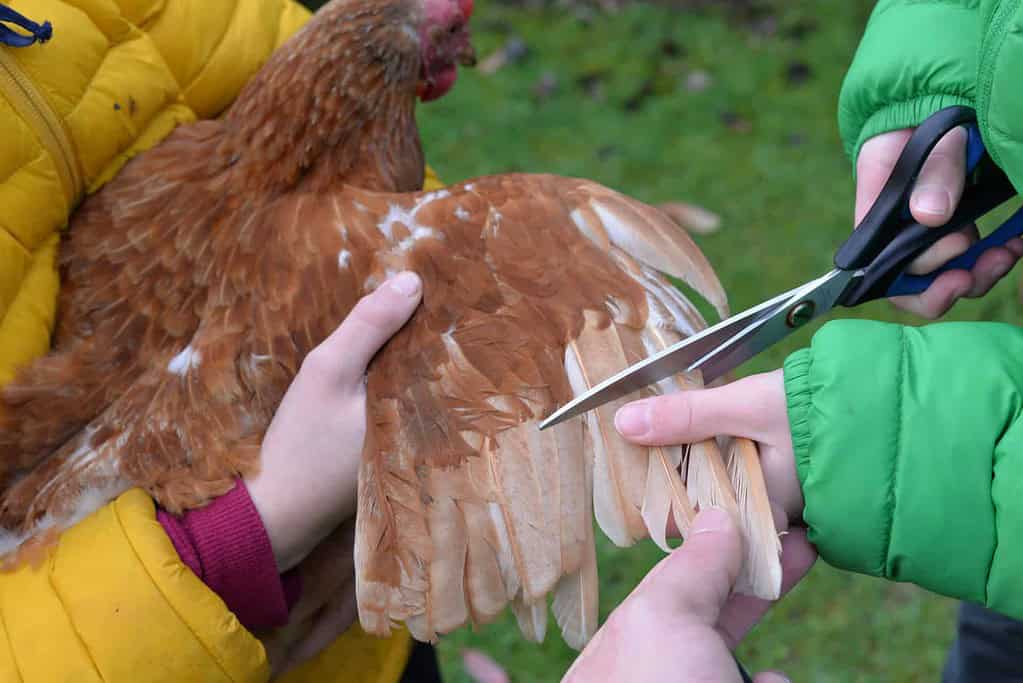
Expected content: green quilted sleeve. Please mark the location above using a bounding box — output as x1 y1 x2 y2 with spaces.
838 0 981 166
784 319 1023 620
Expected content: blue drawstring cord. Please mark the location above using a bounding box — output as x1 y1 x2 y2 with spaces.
0 4 52 48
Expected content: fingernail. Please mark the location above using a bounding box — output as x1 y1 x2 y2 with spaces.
991 262 1012 280
390 271 422 297
614 401 650 438
914 187 950 216
692 506 732 535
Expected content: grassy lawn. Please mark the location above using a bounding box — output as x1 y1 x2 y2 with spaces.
410 1 1023 680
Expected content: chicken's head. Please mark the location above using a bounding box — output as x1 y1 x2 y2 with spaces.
417 0 476 101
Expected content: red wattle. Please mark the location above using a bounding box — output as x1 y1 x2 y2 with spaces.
419 65 458 102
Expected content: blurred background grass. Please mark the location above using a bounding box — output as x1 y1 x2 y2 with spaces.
300 0 1023 679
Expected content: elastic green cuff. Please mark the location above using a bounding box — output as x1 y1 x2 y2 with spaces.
782 347 813 491
837 0 980 165
788 320 906 580
851 93 976 173
789 320 1021 607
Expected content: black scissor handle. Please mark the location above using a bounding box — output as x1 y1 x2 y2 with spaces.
733 653 754 683
834 106 1018 306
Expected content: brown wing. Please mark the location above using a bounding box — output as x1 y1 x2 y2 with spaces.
345 174 779 649
0 169 778 643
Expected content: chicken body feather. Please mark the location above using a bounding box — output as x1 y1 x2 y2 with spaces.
0 0 780 650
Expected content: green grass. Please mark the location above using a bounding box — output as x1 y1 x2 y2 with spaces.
409 2 1023 680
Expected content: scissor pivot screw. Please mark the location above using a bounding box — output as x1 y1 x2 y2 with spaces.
786 301 815 328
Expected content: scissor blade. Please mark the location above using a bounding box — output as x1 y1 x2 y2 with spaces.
685 269 852 382
538 280 824 431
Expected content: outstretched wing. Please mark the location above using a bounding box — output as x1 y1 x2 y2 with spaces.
344 174 780 649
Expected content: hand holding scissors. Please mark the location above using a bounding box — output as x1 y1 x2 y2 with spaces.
541 105 1021 430
857 125 1023 318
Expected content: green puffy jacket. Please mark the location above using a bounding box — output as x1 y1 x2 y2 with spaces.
786 0 1023 621
838 0 1023 187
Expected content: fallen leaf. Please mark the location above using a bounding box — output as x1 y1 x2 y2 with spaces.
785 61 813 86
720 110 752 133
659 37 685 58
532 71 560 101
463 649 511 683
784 18 817 41
685 69 713 93
624 77 656 113
657 201 722 235
504 37 529 62
574 5 597 25
785 132 807 147
577 70 608 102
748 14 778 38
478 36 530 75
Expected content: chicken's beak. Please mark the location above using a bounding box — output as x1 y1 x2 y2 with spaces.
457 41 477 67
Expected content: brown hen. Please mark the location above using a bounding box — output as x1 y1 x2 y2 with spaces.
0 0 780 649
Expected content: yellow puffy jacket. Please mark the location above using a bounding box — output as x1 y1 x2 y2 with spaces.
0 0 438 679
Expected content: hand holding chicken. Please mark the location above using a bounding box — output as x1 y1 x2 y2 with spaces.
247 271 425 573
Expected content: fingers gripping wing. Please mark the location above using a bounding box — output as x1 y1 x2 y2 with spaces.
350 175 780 649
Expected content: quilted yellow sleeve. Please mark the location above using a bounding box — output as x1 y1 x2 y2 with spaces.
141 0 310 117
0 232 59 387
275 0 312 48
0 489 269 682
424 165 444 191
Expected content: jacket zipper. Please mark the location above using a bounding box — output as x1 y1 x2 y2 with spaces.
0 46 82 208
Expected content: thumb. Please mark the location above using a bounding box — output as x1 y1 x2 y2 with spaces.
637 507 744 625
317 271 423 384
909 125 967 228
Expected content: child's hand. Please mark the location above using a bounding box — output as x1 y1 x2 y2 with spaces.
614 370 803 528
261 521 360 678
245 271 423 572
856 127 1023 319
564 508 815 683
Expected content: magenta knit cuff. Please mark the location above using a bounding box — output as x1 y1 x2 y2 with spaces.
157 480 301 629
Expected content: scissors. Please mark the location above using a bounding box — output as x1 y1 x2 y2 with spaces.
541 105 1021 431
